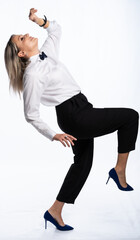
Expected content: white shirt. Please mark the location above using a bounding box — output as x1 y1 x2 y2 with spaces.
23 20 81 141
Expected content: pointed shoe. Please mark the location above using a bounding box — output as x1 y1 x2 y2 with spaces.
44 210 74 231
106 168 134 191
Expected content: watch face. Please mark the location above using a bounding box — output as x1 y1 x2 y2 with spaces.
39 15 47 27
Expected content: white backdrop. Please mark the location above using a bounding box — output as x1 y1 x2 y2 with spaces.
0 0 140 239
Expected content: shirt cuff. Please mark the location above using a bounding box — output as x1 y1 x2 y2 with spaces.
45 20 57 33
49 130 57 141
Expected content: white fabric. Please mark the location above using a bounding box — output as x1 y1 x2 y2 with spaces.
23 20 81 141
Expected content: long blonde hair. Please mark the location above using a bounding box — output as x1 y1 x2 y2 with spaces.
4 35 31 99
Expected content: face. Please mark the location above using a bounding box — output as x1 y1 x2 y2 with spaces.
12 33 39 58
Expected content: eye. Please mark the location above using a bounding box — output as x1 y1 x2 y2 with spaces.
21 37 24 41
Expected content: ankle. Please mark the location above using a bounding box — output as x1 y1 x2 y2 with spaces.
48 207 62 215
114 167 125 174
48 200 64 215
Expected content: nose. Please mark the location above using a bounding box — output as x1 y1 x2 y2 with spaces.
25 33 29 37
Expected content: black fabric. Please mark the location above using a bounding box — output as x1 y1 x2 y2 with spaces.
39 51 47 60
55 92 139 204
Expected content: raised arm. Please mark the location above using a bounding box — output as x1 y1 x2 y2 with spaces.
40 20 62 60
29 8 62 60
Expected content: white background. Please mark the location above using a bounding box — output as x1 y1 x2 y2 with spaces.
0 0 140 239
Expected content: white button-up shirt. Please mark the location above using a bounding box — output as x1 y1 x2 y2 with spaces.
23 20 81 141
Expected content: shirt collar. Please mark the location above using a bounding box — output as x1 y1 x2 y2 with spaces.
29 52 40 62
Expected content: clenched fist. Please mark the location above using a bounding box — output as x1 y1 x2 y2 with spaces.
28 8 38 23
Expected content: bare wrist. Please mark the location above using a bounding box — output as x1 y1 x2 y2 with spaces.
35 17 44 26
43 20 50 28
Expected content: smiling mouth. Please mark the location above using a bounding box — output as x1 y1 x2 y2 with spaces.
30 37 37 41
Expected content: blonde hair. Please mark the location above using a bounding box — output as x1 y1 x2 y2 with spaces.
4 35 31 99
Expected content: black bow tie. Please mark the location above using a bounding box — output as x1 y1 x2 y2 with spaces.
39 51 47 60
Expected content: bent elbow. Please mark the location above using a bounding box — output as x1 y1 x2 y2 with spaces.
24 113 37 124
25 116 32 124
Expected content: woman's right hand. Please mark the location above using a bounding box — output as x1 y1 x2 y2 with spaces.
52 133 77 147
28 8 38 23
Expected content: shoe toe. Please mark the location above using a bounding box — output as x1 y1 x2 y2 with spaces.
57 224 74 231
66 224 74 230
127 184 134 191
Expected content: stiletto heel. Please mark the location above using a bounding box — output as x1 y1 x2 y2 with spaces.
106 168 134 191
45 219 47 229
106 175 110 184
43 210 74 231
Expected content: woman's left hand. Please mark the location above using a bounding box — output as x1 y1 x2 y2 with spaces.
52 133 77 147
28 8 38 23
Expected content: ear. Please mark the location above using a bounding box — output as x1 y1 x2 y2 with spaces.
18 50 26 58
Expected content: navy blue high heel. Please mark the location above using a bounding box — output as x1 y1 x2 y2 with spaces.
106 168 134 191
43 210 74 231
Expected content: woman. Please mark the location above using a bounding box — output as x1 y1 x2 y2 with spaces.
4 8 139 231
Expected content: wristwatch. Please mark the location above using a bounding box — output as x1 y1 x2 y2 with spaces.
39 15 47 27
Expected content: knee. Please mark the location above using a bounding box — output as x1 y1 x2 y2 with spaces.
128 108 139 121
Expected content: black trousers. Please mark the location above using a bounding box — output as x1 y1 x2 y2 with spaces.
55 92 139 204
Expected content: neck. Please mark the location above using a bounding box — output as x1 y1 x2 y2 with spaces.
28 49 40 58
